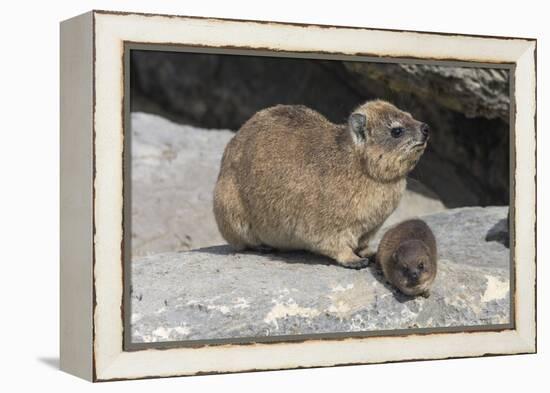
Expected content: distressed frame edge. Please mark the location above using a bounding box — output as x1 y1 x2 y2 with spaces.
512 41 537 354
89 11 537 382
92 8 538 42
59 11 95 381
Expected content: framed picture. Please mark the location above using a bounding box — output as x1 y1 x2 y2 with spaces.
60 10 537 382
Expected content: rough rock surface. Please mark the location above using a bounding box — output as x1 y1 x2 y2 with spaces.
131 112 446 256
131 112 232 256
337 62 511 207
131 51 510 206
131 206 510 343
342 63 510 122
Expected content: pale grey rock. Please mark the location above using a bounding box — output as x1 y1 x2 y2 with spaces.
384 178 446 228
131 112 446 257
131 112 232 257
131 206 510 343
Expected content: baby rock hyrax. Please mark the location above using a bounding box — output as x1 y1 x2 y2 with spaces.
213 100 429 269
376 219 437 297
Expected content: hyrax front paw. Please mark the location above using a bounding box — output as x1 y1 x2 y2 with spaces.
343 258 371 270
357 247 376 259
335 250 371 270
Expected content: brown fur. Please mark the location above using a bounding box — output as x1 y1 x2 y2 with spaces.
376 219 437 296
213 100 428 268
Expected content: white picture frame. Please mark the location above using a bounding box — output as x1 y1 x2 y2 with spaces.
60 10 536 382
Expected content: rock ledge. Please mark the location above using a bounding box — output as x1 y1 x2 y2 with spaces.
131 207 510 343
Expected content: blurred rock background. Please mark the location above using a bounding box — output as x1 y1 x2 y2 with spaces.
129 50 510 256
131 50 511 208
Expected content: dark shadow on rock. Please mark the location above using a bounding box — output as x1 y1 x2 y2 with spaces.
406 177 443 202
485 218 509 248
190 244 235 256
192 244 348 267
192 244 429 302
37 357 59 370
252 250 335 267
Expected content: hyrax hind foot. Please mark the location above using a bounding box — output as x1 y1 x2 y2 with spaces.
333 249 370 270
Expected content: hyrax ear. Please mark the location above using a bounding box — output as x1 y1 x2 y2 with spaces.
349 113 367 143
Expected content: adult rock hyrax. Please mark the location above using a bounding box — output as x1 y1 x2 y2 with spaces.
213 100 429 269
376 219 437 297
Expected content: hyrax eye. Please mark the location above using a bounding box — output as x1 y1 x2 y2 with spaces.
418 262 424 270
391 127 404 138
420 123 430 136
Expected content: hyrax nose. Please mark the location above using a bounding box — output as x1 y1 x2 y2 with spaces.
410 270 419 280
420 123 430 142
